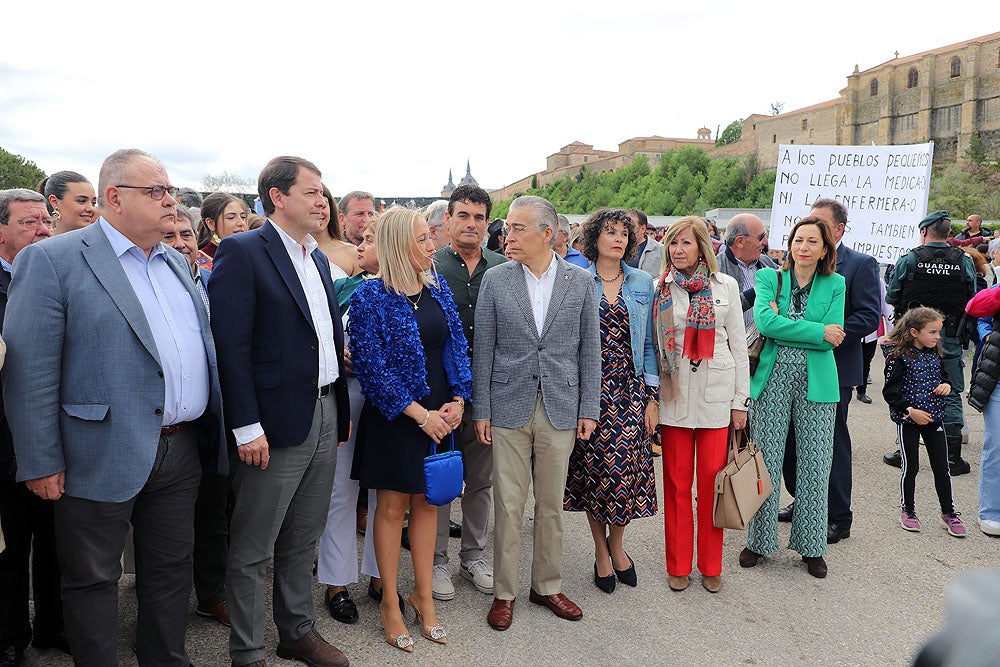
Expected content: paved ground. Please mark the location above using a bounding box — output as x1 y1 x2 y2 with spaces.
21 352 999 666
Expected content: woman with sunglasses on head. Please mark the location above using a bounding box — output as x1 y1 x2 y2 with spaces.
37 171 97 234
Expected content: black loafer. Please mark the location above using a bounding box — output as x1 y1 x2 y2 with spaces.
827 523 851 544
856 392 872 404
325 590 359 624
367 578 405 615
883 450 902 468
777 503 794 523
449 520 462 538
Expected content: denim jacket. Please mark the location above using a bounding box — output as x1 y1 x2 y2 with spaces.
589 261 659 387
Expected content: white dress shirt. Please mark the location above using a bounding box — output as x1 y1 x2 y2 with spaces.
522 251 559 337
233 221 339 445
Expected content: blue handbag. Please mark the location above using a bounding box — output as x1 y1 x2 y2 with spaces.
423 433 463 506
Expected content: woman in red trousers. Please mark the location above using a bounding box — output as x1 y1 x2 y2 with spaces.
654 217 750 593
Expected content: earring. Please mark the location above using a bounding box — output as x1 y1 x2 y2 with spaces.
52 209 61 221
212 233 222 245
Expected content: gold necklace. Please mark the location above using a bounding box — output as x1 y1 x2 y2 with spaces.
405 289 423 311
596 266 623 282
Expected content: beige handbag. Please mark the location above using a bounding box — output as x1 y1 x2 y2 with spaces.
712 427 773 530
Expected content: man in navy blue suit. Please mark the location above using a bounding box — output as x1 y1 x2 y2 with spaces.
780 199 880 544
209 156 350 667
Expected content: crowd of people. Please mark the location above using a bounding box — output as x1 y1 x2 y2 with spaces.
0 149 997 667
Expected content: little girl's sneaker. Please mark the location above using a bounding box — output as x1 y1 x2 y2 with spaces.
900 510 921 532
941 512 967 537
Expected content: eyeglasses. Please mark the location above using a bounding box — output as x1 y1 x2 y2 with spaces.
501 223 533 236
13 216 56 230
116 184 179 201
743 232 767 242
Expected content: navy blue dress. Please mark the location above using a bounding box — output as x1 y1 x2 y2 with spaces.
352 287 450 493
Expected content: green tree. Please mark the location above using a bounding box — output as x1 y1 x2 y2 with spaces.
964 133 989 167
929 162 1000 219
0 147 46 190
530 174 538 189
715 120 743 147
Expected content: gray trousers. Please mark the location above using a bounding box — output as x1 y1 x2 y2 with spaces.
435 411 493 565
54 427 202 667
227 394 338 666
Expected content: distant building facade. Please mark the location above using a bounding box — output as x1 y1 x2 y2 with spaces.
488 31 1000 202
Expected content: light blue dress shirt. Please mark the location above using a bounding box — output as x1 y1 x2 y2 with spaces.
100 219 209 426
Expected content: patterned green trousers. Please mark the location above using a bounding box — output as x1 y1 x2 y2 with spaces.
747 350 836 558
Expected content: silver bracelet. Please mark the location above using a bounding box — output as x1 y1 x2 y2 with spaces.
417 409 430 429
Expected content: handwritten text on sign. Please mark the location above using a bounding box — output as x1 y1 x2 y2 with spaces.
769 143 934 263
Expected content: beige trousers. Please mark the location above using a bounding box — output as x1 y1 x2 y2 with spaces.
492 393 576 600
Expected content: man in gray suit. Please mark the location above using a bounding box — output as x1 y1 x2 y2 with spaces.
3 149 227 667
473 195 600 631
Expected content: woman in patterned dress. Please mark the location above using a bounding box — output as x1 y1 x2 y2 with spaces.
655 217 750 594
740 216 845 579
564 209 659 594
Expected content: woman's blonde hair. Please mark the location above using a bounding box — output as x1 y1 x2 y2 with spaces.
375 207 437 294
660 216 719 275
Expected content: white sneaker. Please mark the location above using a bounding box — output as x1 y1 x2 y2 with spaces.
432 564 455 601
460 558 494 595
980 518 1000 536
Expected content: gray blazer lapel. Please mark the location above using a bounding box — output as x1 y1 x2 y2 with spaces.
540 257 572 339
81 224 161 365
504 263 539 340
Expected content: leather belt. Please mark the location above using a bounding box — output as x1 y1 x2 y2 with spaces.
160 422 188 437
318 383 334 399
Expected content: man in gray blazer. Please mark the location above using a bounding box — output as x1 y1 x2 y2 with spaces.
3 149 227 667
473 195 600 631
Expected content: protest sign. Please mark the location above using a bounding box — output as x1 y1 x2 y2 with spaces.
769 142 934 263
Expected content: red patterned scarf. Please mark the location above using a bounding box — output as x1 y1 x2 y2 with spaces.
654 259 716 397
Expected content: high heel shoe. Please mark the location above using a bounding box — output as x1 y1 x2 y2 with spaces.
380 608 413 653
613 552 637 587
594 561 616 593
407 597 447 644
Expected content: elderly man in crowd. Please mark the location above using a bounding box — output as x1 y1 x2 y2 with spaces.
715 213 778 326
3 150 227 667
554 214 589 268
473 195 600 631
430 184 507 602
338 190 376 246
210 156 350 667
164 206 231 627
0 189 65 667
424 200 451 251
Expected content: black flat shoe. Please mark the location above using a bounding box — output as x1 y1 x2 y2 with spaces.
325 589 359 624
593 562 616 594
777 503 794 523
856 392 872 404
883 450 902 468
739 547 764 568
827 523 851 544
802 555 828 578
613 553 637 587
449 520 462 538
367 578 405 615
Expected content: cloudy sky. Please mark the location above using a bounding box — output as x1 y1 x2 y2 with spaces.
1 1 992 197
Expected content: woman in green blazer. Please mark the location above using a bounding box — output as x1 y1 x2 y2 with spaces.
739 216 846 579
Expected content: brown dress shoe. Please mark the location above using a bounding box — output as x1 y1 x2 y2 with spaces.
667 575 690 591
528 590 583 621
701 575 723 593
488 598 515 631
276 628 349 667
196 600 231 627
